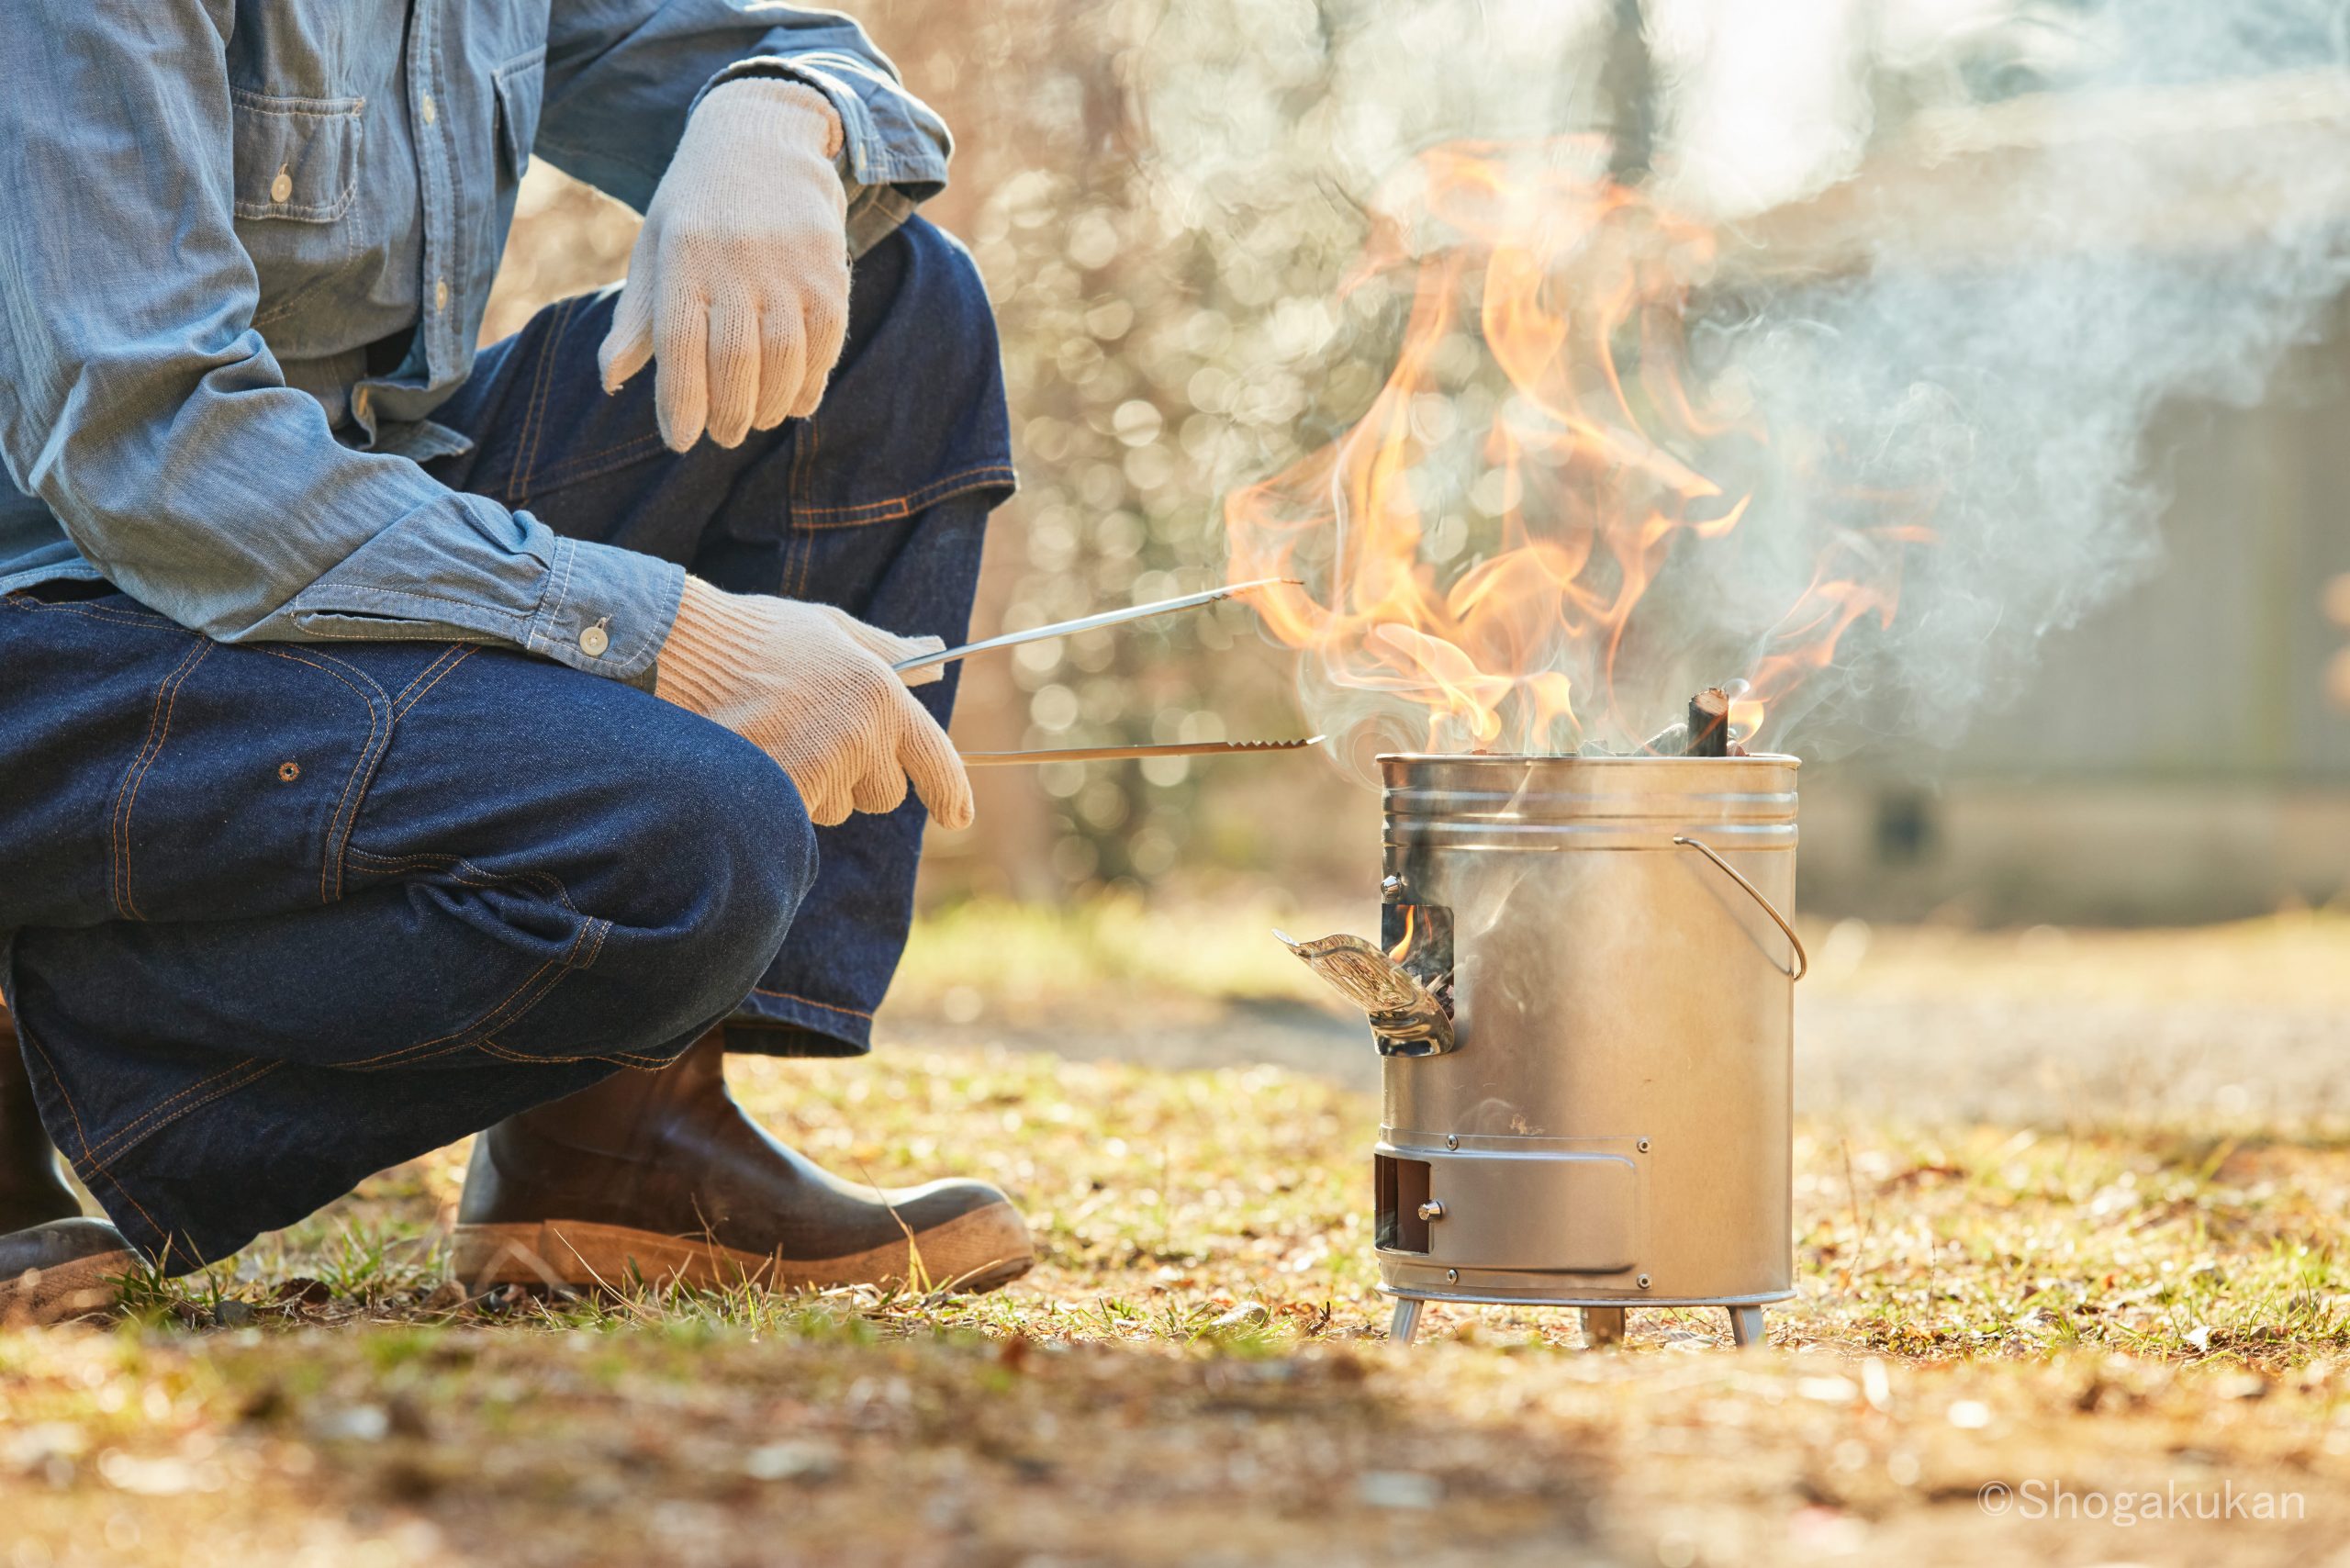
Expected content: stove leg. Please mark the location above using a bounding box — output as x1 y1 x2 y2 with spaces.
1728 1305 1767 1349
1389 1297 1424 1345
1581 1306 1626 1349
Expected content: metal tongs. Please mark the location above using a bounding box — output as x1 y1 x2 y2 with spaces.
902 577 1318 767
966 737 1321 767
894 577 1292 674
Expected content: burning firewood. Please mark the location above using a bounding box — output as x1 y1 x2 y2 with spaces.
1684 688 1732 756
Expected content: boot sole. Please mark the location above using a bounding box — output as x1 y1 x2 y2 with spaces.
4 1248 135 1327
450 1204 1035 1298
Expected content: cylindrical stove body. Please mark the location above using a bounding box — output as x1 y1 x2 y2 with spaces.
1372 754 1798 1311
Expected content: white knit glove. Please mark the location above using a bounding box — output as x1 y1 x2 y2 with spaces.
655 577 974 830
599 79 851 452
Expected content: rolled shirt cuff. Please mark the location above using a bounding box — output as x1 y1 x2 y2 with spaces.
283 492 685 689
518 534 686 689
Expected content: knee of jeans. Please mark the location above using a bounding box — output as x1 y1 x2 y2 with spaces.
883 219 999 343
934 238 998 342
609 728 815 1020
926 226 995 318
677 740 813 961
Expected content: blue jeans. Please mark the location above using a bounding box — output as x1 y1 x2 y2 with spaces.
0 218 1012 1271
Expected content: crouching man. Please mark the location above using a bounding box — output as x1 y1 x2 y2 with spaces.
0 0 1032 1321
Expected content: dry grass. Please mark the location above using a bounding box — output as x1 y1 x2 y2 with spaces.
7 913 2350 1564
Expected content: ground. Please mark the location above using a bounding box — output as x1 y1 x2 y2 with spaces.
6 903 2350 1566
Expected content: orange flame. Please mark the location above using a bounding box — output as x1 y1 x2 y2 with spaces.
1226 139 1921 755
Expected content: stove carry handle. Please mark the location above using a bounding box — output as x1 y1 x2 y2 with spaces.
1673 835 1808 982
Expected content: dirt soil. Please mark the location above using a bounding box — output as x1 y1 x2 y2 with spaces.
4 909 2349 1566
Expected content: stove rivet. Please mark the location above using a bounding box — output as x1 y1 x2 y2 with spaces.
1637 1274 1652 1290
1447 1270 1460 1283
1444 1134 1459 1150
1381 875 1403 894
1637 1138 1651 1153
1417 1201 1445 1222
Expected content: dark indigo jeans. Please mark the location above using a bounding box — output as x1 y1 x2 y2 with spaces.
0 217 1012 1270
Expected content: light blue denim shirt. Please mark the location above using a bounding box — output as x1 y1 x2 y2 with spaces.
0 1 950 686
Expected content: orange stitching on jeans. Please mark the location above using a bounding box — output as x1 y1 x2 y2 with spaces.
83 1055 269 1164
121 639 214 916
79 1161 170 1261
388 646 458 711
107 635 206 917
104 647 169 917
794 401 822 509
389 646 464 713
526 431 665 494
336 955 564 1070
87 1059 281 1168
258 647 386 904
788 465 1020 530
785 525 810 599
482 1040 588 1064
747 987 874 1021
514 296 574 507
342 847 579 916
788 466 819 600
256 648 380 893
479 1040 672 1068
376 952 584 1071
83 1057 275 1165
111 638 213 922
391 645 478 717
11 1014 170 1246
337 914 595 1072
11 1013 96 1166
362 972 565 1070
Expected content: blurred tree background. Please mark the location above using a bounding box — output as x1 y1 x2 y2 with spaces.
486 0 2347 924
485 0 1628 908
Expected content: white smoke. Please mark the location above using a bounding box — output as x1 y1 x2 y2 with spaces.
1665 0 2350 750
1149 0 2350 759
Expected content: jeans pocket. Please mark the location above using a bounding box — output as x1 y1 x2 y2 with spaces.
0 592 413 931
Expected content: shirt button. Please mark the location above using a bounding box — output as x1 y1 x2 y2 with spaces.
433 277 450 312
420 92 437 126
270 166 293 203
579 622 611 658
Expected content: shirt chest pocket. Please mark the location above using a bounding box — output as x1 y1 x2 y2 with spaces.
493 48 545 182
230 89 364 325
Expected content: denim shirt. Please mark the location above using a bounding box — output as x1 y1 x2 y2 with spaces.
0 1 950 686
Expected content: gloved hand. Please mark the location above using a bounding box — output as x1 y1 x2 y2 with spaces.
655 577 974 830
599 78 851 452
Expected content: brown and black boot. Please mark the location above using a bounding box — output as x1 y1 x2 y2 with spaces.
1 1218 137 1326
0 1011 84 1234
452 1030 1034 1296
0 1013 133 1325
